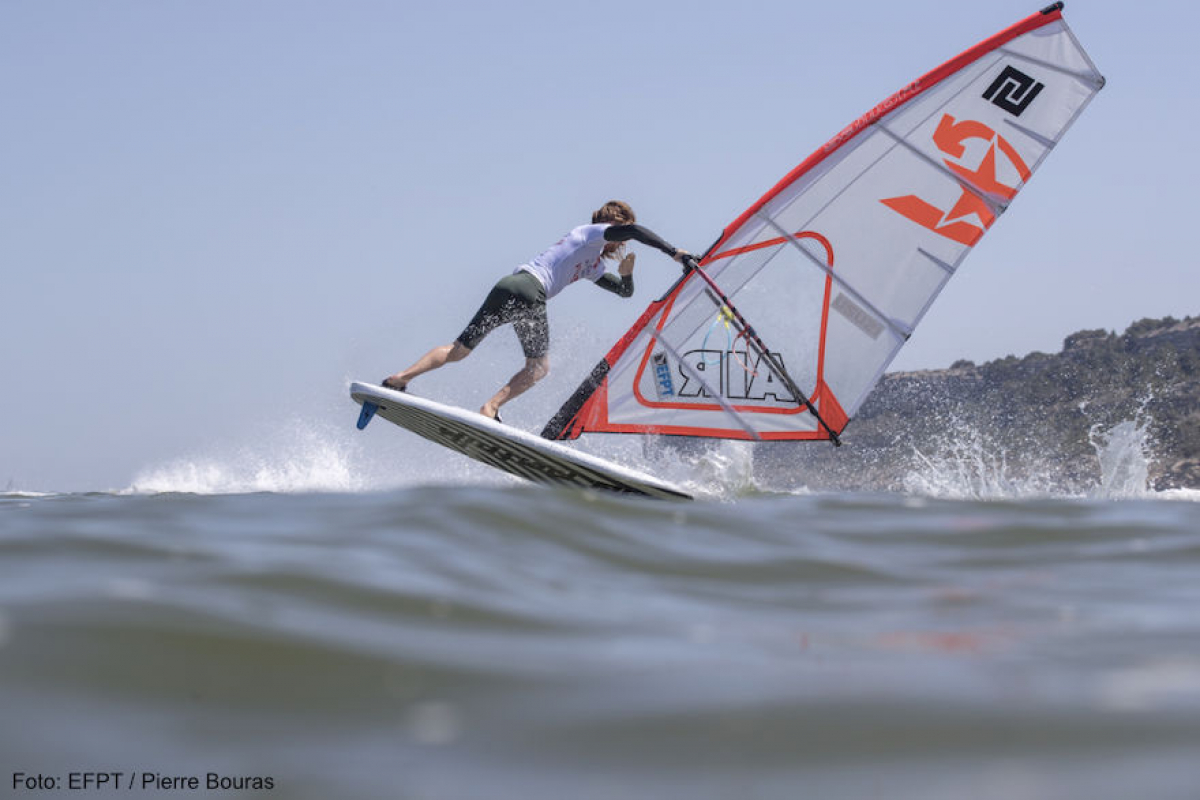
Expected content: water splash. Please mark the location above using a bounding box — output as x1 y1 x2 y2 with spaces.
127 424 365 495
1089 418 1153 499
684 440 759 498
634 437 760 499
900 413 1156 501
901 429 1057 500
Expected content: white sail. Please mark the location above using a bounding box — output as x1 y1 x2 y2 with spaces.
544 3 1104 443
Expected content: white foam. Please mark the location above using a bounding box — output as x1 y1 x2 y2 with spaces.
1157 488 1200 502
126 418 380 495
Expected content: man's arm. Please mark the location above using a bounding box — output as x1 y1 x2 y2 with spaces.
594 251 636 297
603 224 678 258
594 272 634 297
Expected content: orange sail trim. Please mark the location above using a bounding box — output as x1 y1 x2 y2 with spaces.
709 230 835 265
623 230 836 419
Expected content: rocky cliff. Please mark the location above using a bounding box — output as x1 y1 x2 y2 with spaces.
756 315 1200 492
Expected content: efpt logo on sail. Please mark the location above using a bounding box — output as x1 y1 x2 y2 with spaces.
652 352 675 399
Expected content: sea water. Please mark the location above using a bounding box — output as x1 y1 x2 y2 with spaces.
2 414 1199 800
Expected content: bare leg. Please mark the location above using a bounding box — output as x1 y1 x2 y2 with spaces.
383 341 471 390
480 356 549 419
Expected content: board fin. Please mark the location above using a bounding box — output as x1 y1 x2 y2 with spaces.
356 401 379 430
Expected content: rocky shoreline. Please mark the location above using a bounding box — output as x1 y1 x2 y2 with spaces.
756 315 1200 492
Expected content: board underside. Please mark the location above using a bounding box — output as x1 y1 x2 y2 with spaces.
349 382 691 500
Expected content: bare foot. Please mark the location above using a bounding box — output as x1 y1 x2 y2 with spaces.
479 403 501 422
382 376 407 392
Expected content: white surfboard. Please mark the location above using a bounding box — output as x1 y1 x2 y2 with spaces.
350 382 691 500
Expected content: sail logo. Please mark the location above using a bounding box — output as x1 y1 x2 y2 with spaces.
677 349 796 403
982 66 1044 117
880 113 1032 246
651 351 675 399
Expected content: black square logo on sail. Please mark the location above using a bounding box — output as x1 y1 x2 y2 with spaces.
983 66 1045 116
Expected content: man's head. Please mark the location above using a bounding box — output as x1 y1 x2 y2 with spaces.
593 200 636 226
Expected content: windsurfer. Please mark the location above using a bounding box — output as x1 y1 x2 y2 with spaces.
382 201 689 421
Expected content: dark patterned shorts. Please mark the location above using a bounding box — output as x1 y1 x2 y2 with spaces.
456 271 549 358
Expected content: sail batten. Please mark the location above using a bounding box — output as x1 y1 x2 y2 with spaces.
872 122 1012 218
543 5 1104 444
997 47 1106 87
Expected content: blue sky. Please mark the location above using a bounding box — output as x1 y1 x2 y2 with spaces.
2 0 1195 491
